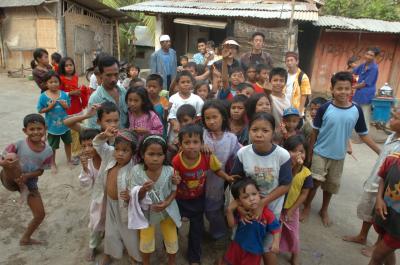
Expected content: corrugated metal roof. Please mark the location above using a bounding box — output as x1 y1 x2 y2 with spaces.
314 16 400 33
120 0 319 21
0 0 45 7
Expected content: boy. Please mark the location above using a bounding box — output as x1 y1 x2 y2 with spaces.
180 55 189 69
269 67 290 125
221 178 280 265
184 62 198 78
301 71 380 226
146 73 169 131
193 38 207 65
302 97 328 146
245 64 257 86
0 114 53 245
51 52 61 72
253 64 270 94
173 124 237 265
276 107 301 145
218 67 245 101
343 108 400 257
237 82 255 98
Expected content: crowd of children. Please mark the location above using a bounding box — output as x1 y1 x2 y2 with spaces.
1 40 399 265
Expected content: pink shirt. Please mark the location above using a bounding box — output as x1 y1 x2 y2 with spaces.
128 110 164 143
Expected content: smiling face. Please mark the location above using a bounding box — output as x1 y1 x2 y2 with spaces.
23 122 46 143
143 143 165 171
197 42 206 54
238 183 261 210
331 80 352 105
270 74 286 95
389 110 400 133
230 72 245 86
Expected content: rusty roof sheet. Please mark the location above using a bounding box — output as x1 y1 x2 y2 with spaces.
314 16 400 33
120 0 319 21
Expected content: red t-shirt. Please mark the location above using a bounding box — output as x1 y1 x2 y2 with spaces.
59 75 88 115
253 83 265 94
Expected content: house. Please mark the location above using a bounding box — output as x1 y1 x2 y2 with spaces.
120 0 320 65
0 0 135 74
133 25 155 69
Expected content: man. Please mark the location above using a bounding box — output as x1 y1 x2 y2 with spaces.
150 35 177 90
212 39 241 76
284 51 311 116
240 32 273 71
192 38 207 65
87 55 128 129
352 47 380 130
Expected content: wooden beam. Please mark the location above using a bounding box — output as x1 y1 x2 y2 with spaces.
115 19 121 61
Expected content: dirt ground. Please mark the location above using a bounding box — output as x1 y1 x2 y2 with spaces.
0 74 398 265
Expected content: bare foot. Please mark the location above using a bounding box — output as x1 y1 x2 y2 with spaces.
342 235 366 244
51 165 58 175
85 248 96 262
20 238 43 245
67 161 74 170
290 254 300 265
361 245 375 257
99 254 112 265
319 210 331 227
300 206 311 222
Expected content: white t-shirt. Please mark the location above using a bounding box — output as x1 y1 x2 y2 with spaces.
89 73 98 90
167 93 204 120
285 72 296 103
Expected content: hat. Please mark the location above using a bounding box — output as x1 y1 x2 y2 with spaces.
223 39 240 47
159 35 171 42
283 107 300 117
285 51 299 60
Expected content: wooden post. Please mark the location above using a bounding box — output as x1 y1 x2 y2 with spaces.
155 14 162 50
287 0 296 51
115 19 121 61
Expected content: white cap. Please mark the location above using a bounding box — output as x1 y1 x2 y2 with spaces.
223 39 240 47
159 35 171 42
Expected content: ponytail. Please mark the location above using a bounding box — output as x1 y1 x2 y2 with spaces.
31 60 37 69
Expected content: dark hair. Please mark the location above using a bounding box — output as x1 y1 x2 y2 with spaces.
245 93 273 119
201 99 230 132
285 51 299 61
229 67 243 77
196 64 206 76
58 57 76 76
23 113 46 128
367 47 380 56
139 135 168 169
146 74 163 88
269 67 288 82
98 55 119 74
178 124 204 144
236 82 254 93
177 104 197 122
229 95 248 119
92 52 109 68
231 178 260 200
94 66 100 75
97 101 119 121
31 48 49 69
114 130 137 154
194 81 210 96
331 71 353 88
42 70 61 85
347 56 358 67
247 64 257 71
197 38 207 45
256 63 270 74
79 128 101 143
51 52 62 63
283 135 309 164
127 64 140 77
129 78 145 89
125 87 154 114
310 97 328 107
175 70 195 85
248 112 275 131
207 40 215 48
251 32 265 41
185 62 197 70
180 55 189 61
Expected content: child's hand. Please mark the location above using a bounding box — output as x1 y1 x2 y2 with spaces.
151 200 170 212
221 46 231 59
103 127 118 138
296 152 304 165
18 174 29 185
80 154 89 173
172 121 180 133
172 171 181 185
140 180 154 193
48 99 57 109
270 240 280 254
376 198 388 220
120 189 130 203
134 128 149 135
69 90 81 96
58 100 68 109
200 144 213 155
237 205 254 224
225 174 240 183
280 122 288 136
283 208 294 222
86 104 101 117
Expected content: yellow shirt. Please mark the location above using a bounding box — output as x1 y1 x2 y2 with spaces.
284 68 311 111
284 166 312 209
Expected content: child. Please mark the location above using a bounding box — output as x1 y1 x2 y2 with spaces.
77 128 102 262
129 77 146 90
168 70 204 134
51 52 61 72
368 152 400 265
218 67 245 100
123 64 142 89
269 67 290 125
280 135 313 265
184 62 198 78
58 56 89 165
221 178 281 265
126 87 163 144
0 114 53 245
245 64 257 86
237 82 255 98
275 107 302 145
180 55 189 69
201 100 241 243
231 112 292 265
31 48 52 93
245 93 273 120
90 67 101 92
302 97 328 142
173 124 237 265
301 71 380 226
146 74 169 137
194 81 211 101
92 128 141 265
253 64 270 94
230 95 249 146
37 70 72 173
132 135 181 265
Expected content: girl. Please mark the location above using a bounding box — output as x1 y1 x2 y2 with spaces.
231 112 292 265
201 99 241 242
132 135 181 265
280 135 313 265
126 87 163 144
229 95 249 146
59 56 89 165
123 64 141 89
31 48 52 93
245 92 273 120
194 81 211 101
37 71 72 173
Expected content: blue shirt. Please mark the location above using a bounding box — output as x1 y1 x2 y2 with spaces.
313 102 368 160
192 53 205 64
353 62 379 104
161 51 172 76
37 91 70 135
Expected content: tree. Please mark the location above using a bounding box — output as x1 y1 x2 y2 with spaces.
322 0 400 21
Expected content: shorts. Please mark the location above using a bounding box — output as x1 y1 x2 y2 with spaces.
224 241 261 265
47 131 72 150
311 154 344 194
139 217 178 254
357 191 376 223
373 224 400 249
